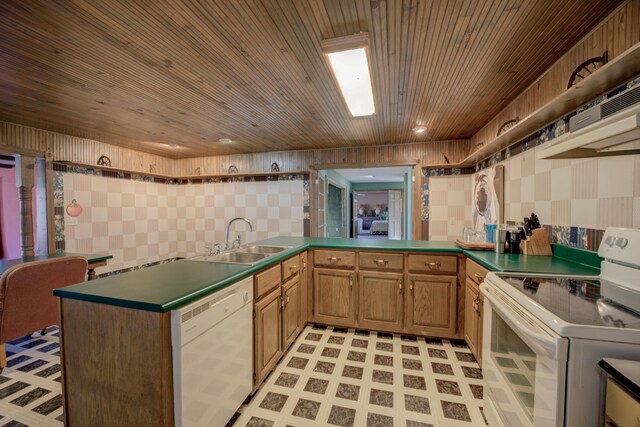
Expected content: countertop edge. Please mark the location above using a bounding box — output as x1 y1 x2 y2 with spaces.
462 251 504 272
55 239 601 313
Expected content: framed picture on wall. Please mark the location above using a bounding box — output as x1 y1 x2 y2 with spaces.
472 165 504 231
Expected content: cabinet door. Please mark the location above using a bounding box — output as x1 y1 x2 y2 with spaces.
357 271 404 332
476 292 484 365
282 275 301 349
299 251 309 329
313 268 356 327
464 279 480 359
405 274 457 337
254 287 282 386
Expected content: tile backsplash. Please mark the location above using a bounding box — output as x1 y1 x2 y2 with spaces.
504 150 639 230
427 152 640 245
426 176 472 241
60 171 305 275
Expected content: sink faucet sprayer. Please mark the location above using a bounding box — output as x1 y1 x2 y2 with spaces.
225 217 254 250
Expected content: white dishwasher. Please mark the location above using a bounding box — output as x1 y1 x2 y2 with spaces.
171 277 253 427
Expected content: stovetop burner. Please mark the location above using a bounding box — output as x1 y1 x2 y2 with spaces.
496 274 640 329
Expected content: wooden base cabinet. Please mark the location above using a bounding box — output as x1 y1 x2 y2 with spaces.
254 287 282 386
357 271 404 332
282 275 301 349
464 278 482 363
313 268 356 327
464 260 488 364
405 274 457 336
254 252 307 389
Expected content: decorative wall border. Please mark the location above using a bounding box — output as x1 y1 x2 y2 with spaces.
508 223 606 253
97 257 184 279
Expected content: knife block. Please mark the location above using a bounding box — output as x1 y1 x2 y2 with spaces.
521 228 552 256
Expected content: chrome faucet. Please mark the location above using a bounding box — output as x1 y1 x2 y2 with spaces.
225 217 253 250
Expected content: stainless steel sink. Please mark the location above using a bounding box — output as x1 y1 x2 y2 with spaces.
242 245 291 254
189 252 268 265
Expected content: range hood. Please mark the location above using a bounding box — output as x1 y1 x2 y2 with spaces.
538 85 640 159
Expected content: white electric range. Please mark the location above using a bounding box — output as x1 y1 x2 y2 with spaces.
480 227 640 427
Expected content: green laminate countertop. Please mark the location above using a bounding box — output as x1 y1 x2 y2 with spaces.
0 252 113 277
53 237 601 312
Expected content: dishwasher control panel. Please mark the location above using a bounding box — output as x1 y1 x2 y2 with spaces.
172 277 253 346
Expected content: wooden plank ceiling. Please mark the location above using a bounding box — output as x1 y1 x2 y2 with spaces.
0 0 624 159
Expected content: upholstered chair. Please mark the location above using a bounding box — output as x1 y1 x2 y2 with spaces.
0 256 87 370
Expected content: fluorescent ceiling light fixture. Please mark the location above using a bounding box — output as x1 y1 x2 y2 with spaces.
322 33 375 117
169 143 178 148
413 126 427 134
363 175 374 178
218 138 233 144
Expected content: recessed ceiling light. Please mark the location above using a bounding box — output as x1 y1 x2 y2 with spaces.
363 175 374 178
413 126 427 134
218 138 233 144
322 33 375 117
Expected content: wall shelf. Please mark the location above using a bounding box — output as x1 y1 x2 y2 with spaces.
55 160 307 181
460 41 640 167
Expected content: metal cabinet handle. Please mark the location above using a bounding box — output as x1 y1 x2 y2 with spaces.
375 259 388 266
473 273 482 281
410 283 414 293
328 256 342 264
349 277 353 289
425 261 441 269
289 265 298 270
399 280 403 294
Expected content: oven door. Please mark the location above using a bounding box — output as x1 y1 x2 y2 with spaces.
481 282 568 427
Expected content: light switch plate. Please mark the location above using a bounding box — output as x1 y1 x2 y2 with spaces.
65 217 78 226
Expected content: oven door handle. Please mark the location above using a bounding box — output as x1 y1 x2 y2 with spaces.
483 287 564 360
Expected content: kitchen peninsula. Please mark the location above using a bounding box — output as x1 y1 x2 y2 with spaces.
54 237 600 425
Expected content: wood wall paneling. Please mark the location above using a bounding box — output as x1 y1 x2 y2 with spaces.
468 0 640 162
173 139 467 176
1 122 174 176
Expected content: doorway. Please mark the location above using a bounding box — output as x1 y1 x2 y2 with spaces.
353 190 403 240
312 165 413 240
326 182 347 238
0 153 48 259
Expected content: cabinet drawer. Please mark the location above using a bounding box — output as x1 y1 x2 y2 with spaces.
606 378 640 427
255 265 282 299
467 259 489 286
314 250 356 268
282 254 300 280
407 254 457 274
359 252 404 270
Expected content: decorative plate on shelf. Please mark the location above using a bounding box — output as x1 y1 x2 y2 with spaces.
472 165 504 232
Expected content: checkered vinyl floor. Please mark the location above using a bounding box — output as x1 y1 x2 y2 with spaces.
0 327 63 426
0 325 487 427
231 325 487 427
